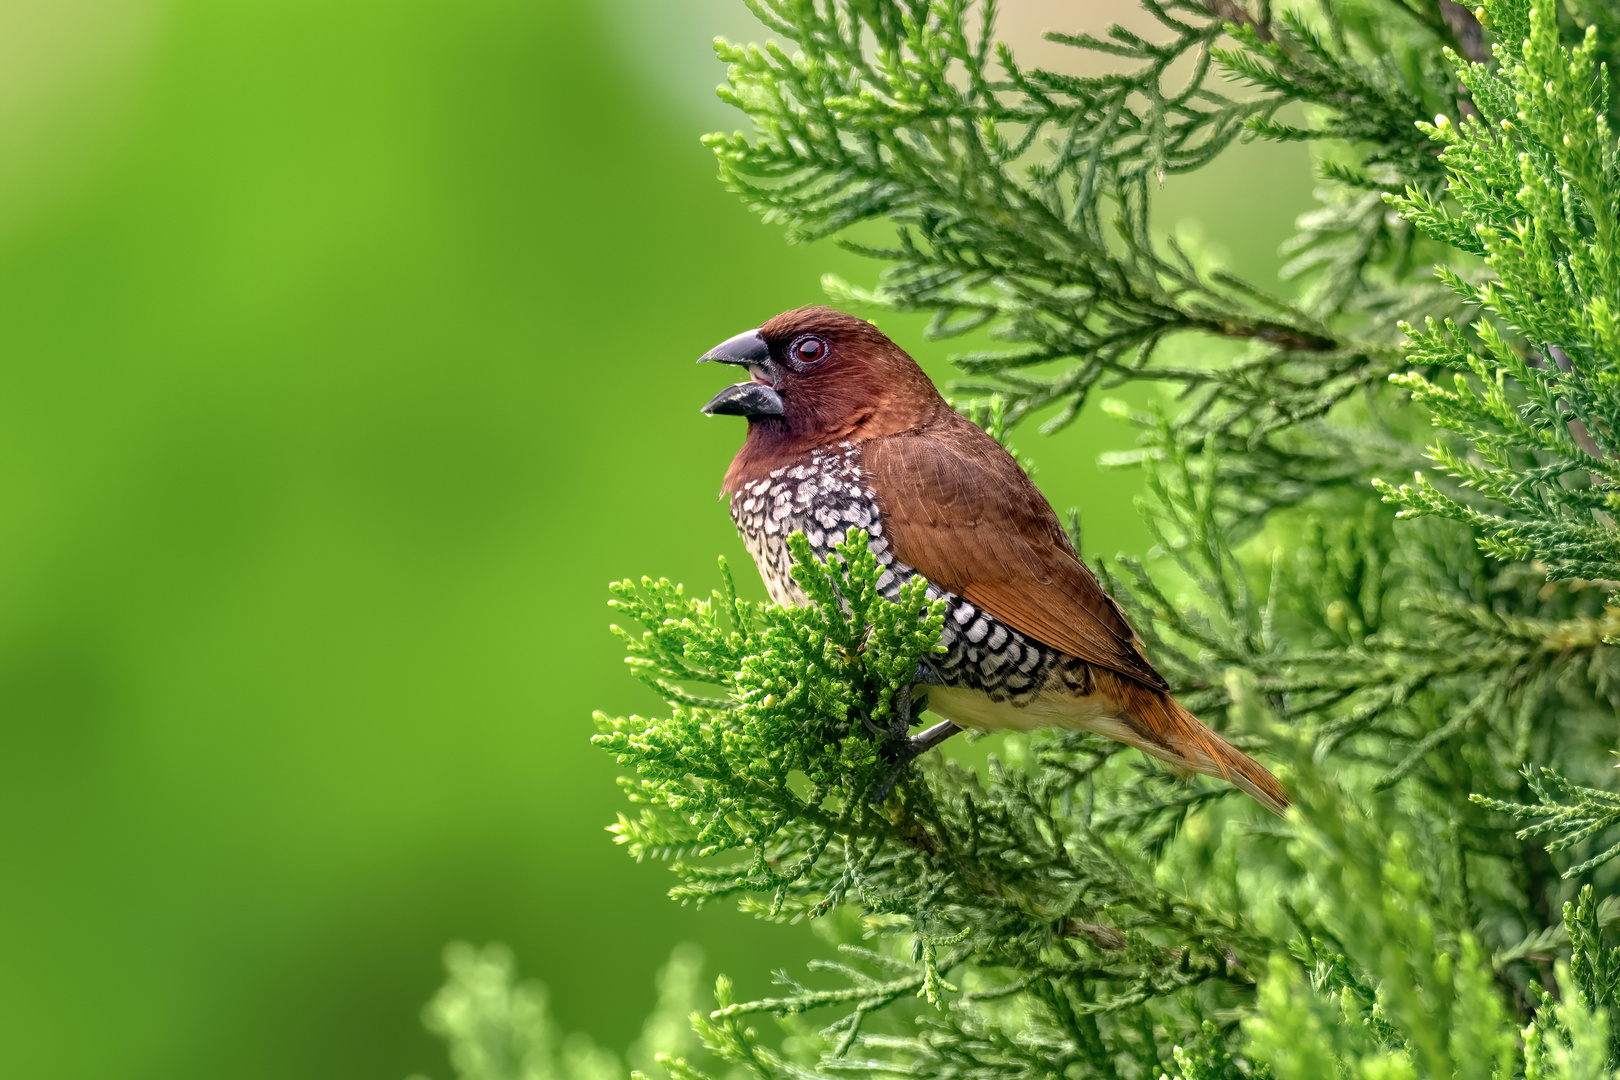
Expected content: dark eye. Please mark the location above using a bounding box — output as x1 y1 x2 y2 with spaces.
793 336 826 364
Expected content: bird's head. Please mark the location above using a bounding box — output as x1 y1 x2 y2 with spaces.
698 307 944 447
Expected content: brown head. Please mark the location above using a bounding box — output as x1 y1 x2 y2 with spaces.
699 307 947 488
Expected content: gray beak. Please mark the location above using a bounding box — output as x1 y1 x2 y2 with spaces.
702 382 785 417
698 329 784 418
698 329 771 368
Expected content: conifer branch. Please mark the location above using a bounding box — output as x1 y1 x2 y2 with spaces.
1474 766 1620 877
427 3 1620 1079
1383 0 1620 585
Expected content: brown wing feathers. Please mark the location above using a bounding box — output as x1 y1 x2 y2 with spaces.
863 413 1167 691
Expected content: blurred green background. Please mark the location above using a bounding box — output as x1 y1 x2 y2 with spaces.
0 2 1311 1077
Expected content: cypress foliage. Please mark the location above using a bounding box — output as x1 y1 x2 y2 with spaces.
421 1 1620 1077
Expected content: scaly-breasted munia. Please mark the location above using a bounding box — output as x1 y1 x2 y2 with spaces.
699 306 1290 815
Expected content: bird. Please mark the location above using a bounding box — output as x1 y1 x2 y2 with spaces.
697 306 1291 815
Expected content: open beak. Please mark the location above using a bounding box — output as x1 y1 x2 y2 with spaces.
698 329 785 418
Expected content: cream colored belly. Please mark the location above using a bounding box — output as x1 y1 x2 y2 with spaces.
924 684 1140 745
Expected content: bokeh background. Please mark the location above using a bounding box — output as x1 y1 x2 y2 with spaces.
0 2 1313 1077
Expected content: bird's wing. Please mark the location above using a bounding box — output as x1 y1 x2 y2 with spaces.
862 416 1169 691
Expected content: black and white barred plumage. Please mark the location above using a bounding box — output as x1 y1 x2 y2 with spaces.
729 441 1096 711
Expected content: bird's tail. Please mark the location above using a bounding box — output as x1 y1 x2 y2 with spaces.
1102 672 1292 816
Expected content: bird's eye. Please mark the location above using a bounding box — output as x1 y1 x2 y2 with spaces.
793 336 826 364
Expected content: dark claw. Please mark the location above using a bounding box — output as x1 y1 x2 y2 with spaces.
884 662 940 742
869 719 962 803
862 681 916 741
888 681 914 740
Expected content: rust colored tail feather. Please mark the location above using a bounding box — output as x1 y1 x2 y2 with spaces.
1100 672 1292 816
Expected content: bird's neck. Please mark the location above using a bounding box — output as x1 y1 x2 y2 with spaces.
721 419 823 495
720 397 949 495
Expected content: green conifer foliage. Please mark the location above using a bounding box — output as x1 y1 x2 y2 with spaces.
1381 0 1620 584
419 1 1620 1078
593 533 952 919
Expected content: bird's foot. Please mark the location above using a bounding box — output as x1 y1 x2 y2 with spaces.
886 679 915 741
872 663 939 741
869 719 961 804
